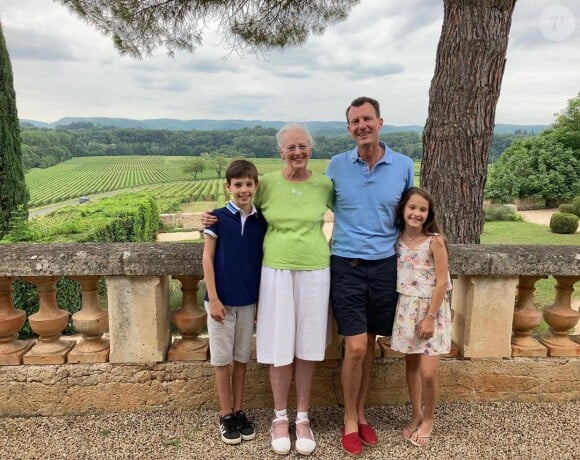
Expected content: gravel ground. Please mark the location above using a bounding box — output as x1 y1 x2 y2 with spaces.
1 401 578 459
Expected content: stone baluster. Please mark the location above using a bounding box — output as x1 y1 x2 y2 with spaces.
68 276 110 363
540 276 580 356
23 276 74 364
167 275 208 361
0 277 33 365
511 275 548 357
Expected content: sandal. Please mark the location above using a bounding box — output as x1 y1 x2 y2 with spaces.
403 421 421 442
270 417 291 455
409 429 431 447
295 419 316 455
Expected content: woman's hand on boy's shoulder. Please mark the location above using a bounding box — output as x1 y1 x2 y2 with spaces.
201 210 218 228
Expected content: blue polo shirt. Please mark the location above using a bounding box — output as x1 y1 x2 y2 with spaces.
203 201 267 306
326 141 414 260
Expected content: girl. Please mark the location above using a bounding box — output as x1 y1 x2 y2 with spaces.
391 187 452 448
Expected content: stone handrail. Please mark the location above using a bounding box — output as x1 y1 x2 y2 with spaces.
0 243 205 277
1 243 577 276
0 243 578 366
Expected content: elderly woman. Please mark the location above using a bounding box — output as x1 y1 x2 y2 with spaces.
203 123 333 456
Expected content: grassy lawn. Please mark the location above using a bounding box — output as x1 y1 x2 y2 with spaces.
481 220 579 246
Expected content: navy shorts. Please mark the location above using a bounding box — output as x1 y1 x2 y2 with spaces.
330 254 398 337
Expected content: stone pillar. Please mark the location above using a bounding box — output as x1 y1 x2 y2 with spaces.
68 276 110 363
167 275 208 361
106 275 170 363
451 275 518 358
0 277 33 365
540 276 580 356
23 276 74 364
511 275 547 357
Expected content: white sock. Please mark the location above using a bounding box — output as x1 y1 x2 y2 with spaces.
274 409 288 421
296 411 309 423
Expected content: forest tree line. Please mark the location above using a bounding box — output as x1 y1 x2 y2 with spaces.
20 122 533 171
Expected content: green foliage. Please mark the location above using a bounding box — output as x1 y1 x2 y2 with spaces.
21 128 74 169
20 124 426 166
486 131 579 206
483 205 521 222
0 23 29 238
558 203 576 214
549 212 579 234
57 0 360 58
6 193 160 243
571 196 580 216
182 157 205 180
208 153 228 179
552 92 580 153
488 133 533 163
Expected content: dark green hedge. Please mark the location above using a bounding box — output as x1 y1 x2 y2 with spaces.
3 193 160 243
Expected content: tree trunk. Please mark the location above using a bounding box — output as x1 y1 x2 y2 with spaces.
422 0 516 244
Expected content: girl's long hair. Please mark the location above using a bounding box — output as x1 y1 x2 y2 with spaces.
396 187 448 251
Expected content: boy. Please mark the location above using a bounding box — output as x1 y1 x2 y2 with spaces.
202 159 267 445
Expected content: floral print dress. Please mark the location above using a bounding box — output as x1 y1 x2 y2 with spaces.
391 236 452 355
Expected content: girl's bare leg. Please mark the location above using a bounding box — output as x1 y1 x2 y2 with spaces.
403 354 423 439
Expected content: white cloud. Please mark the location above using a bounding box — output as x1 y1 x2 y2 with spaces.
0 0 578 125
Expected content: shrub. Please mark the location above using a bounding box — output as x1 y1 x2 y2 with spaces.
558 203 576 214
485 132 579 206
483 205 521 222
571 196 580 216
549 212 579 234
4 193 161 243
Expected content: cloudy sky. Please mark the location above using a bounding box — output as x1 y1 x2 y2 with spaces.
0 0 578 126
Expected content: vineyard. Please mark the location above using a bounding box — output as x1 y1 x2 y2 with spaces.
26 156 332 209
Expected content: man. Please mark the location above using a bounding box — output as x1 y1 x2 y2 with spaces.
326 96 414 456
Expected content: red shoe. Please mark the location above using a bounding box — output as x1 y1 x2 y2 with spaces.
341 427 363 456
358 423 378 446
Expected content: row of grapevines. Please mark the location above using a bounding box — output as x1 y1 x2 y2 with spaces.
26 156 193 207
26 157 331 208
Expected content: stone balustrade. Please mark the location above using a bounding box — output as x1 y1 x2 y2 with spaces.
0 243 578 415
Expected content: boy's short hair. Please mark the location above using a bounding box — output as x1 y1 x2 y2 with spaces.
225 159 259 184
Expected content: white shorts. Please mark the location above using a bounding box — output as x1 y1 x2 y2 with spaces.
256 267 330 367
204 302 255 367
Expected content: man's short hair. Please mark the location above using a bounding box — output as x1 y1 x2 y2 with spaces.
346 96 381 122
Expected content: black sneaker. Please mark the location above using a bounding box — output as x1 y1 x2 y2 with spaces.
235 410 256 441
219 413 241 445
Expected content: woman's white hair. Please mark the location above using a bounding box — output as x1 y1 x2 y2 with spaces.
276 123 315 149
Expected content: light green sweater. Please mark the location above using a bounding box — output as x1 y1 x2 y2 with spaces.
255 170 334 270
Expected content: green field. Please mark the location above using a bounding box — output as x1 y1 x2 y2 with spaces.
26 156 423 208
25 156 335 208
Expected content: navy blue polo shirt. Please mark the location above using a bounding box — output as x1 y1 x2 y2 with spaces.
203 201 267 306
